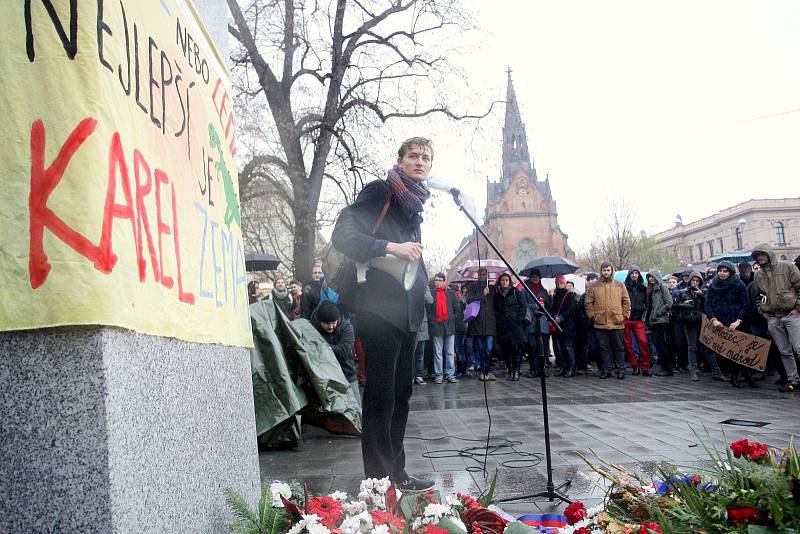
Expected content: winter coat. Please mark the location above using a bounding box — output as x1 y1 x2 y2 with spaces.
416 288 433 343
624 266 647 321
524 284 552 335
585 277 631 330
672 272 705 325
454 295 467 335
465 281 497 336
300 280 322 320
331 179 428 333
427 287 461 337
549 288 579 336
752 242 800 316
271 289 295 318
311 312 356 382
645 270 673 326
493 287 527 343
704 262 749 326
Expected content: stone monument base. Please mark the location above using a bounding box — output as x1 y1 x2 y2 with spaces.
1 326 260 533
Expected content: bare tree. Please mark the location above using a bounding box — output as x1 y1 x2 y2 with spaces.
577 200 678 274
227 0 496 282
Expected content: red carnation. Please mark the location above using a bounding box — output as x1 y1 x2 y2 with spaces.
689 474 701 487
730 439 750 459
564 501 587 525
425 524 450 534
728 506 761 526
370 510 405 530
640 522 662 534
574 528 591 534
306 496 344 529
747 442 770 462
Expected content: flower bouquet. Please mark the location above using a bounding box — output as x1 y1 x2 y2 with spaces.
562 434 800 533
225 474 532 534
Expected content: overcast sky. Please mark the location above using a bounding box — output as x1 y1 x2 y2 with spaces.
406 0 800 260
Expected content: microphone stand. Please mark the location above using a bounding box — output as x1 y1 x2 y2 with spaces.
450 189 571 504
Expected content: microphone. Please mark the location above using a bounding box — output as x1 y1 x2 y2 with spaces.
449 187 462 206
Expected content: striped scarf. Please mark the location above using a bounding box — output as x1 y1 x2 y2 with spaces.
386 165 430 215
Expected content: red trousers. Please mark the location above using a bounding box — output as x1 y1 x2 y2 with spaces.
623 319 650 371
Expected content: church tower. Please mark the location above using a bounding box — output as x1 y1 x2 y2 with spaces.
448 70 573 278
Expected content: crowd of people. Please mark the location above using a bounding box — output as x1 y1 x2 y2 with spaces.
250 243 800 399
249 135 800 492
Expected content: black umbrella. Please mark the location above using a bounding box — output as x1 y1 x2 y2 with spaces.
520 256 579 278
245 252 281 272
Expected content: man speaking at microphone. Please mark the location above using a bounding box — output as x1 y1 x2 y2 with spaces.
331 137 433 491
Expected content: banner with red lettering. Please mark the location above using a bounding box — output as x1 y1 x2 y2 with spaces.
0 0 252 346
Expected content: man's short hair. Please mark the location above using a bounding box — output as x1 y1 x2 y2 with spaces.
434 272 446 280
398 137 434 159
289 279 301 287
600 261 614 270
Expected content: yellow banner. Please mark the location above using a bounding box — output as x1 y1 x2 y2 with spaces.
0 0 253 347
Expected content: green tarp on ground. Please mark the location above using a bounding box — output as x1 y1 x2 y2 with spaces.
249 300 361 448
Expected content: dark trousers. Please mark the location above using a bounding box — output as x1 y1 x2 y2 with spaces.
358 314 415 480
651 323 671 370
597 328 625 372
499 339 522 373
555 334 576 370
527 332 550 373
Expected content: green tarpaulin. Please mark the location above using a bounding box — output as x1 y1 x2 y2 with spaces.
249 300 361 448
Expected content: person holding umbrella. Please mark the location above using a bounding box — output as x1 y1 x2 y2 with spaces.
524 269 552 378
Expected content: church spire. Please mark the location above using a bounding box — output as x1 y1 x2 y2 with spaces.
502 68 535 182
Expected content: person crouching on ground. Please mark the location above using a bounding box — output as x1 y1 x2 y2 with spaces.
331 136 433 490
312 301 360 404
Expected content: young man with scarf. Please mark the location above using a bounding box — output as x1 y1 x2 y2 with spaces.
585 262 631 379
623 265 651 375
427 273 461 383
331 137 433 490
524 270 552 378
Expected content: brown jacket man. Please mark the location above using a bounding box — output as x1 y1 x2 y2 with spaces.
585 275 631 330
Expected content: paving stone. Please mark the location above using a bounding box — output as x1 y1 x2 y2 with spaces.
259 370 800 506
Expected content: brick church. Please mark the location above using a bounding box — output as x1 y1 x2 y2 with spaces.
447 71 574 278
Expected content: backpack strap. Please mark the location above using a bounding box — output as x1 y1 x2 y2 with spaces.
371 189 392 235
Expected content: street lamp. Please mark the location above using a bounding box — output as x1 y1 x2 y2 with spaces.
736 218 747 250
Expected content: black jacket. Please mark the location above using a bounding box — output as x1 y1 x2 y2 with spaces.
427 287 461 337
549 288 579 336
624 273 647 321
311 314 356 382
465 281 497 336
300 280 322 320
331 180 427 333
494 288 527 343
673 286 705 324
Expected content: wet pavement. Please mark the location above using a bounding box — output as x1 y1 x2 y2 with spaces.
258 367 800 516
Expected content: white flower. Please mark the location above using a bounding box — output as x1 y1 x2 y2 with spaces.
270 481 292 507
371 525 390 534
307 523 331 534
445 494 459 507
329 491 348 501
422 503 452 519
374 477 391 495
343 500 368 515
286 514 323 534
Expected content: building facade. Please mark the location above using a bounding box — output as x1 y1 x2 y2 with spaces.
653 198 800 266
447 72 573 278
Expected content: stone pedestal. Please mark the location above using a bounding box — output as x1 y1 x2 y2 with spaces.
0 326 260 532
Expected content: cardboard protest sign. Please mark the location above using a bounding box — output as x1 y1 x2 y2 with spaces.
699 315 770 372
0 1 252 347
